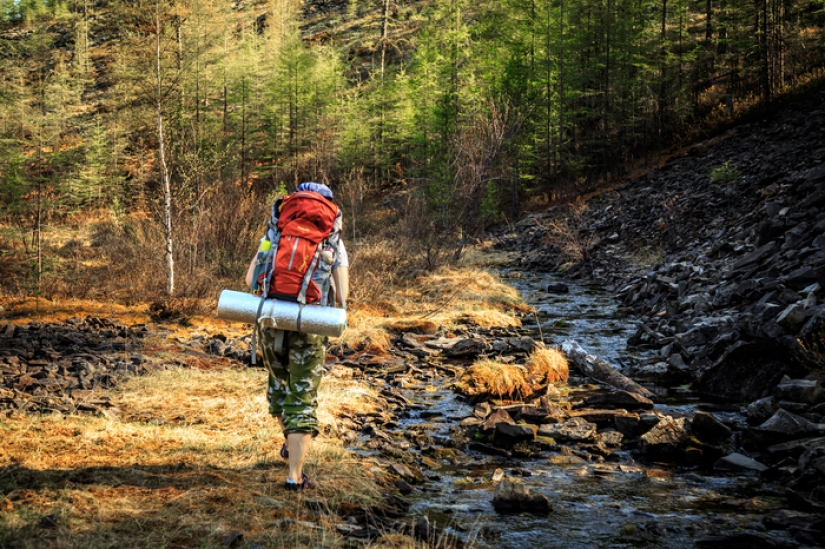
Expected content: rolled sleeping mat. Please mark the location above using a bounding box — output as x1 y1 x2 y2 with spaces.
216 289 347 337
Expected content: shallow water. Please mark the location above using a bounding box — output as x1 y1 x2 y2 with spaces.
371 274 795 548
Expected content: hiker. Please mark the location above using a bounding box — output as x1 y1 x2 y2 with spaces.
244 182 349 491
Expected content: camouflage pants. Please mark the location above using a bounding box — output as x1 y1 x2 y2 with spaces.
258 327 326 437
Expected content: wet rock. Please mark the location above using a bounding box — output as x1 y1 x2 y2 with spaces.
755 409 821 441
774 378 823 405
481 408 515 431
614 413 644 438
762 509 824 531
748 396 778 425
507 336 538 353
691 411 733 443
425 336 486 358
581 390 655 411
492 479 551 514
714 452 768 472
599 429 624 446
696 532 781 548
387 463 421 483
495 423 537 442
638 416 689 461
692 340 810 402
767 436 825 461
546 282 570 293
473 402 492 419
539 416 597 443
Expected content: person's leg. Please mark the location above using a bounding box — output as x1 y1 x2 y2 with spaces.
281 332 326 486
259 327 290 453
286 432 312 483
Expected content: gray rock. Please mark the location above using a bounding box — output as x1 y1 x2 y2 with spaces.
496 423 537 441
539 416 597 443
482 408 515 431
756 409 817 440
639 416 689 460
747 396 778 425
691 411 733 443
774 378 823 404
713 452 768 472
492 479 551 514
776 302 806 325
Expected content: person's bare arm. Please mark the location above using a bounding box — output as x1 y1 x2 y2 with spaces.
245 254 258 289
332 266 349 306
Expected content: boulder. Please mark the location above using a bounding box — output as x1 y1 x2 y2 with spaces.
538 416 597 443
691 411 733 443
639 416 689 461
492 479 551 514
495 423 537 442
482 408 515 431
774 378 823 405
755 409 819 441
692 339 810 402
614 413 644 438
747 396 778 425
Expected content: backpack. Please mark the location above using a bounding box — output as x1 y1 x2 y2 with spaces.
252 190 342 306
249 189 343 365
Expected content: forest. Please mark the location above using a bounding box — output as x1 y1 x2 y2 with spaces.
1 0 824 302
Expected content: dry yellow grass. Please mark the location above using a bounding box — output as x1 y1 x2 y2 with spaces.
456 359 532 400
456 348 567 401
0 366 391 549
525 347 569 385
339 262 528 353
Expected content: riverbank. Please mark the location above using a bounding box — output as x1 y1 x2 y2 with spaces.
0 254 526 549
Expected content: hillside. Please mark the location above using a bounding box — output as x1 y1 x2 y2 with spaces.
501 86 825 400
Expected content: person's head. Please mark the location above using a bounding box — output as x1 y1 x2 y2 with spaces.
297 182 333 201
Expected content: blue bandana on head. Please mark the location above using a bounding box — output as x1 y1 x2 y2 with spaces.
297 182 333 200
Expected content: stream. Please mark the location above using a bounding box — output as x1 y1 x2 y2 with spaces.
364 273 798 548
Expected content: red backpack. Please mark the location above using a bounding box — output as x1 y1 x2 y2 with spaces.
252 190 341 305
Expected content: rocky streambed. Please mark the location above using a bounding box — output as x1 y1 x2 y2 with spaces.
2 276 823 547
336 273 825 549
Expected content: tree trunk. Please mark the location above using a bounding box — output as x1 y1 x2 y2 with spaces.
156 3 175 297
561 340 655 398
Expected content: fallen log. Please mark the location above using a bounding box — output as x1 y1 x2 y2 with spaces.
560 339 656 400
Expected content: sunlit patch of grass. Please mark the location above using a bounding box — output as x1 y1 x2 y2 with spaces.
456 359 532 400
339 262 525 353
0 367 388 549
456 347 566 401
525 347 569 385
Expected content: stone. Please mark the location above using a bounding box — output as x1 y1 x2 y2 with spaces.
776 302 806 325
388 463 419 483
762 509 823 531
569 409 633 427
507 336 538 353
546 282 570 293
774 378 823 404
492 479 551 514
539 417 597 443
639 416 689 460
473 402 492 419
582 390 654 410
495 423 537 441
614 413 644 437
713 452 768 472
756 409 818 441
599 429 624 446
747 396 778 425
482 408 514 431
691 411 733 443
692 340 810 402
